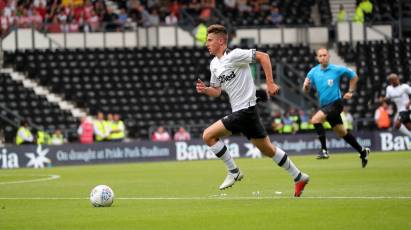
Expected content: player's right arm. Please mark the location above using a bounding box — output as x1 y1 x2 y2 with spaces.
303 68 315 94
196 79 221 97
302 78 311 94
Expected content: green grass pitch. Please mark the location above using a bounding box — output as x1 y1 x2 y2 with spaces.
1 151 411 230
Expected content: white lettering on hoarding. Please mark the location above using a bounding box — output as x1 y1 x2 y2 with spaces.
176 142 240 161
380 133 410 151
0 149 19 169
55 146 168 162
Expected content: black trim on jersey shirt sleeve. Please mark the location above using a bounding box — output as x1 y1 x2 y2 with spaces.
251 49 256 63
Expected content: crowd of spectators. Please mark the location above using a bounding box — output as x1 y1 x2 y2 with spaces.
270 106 355 135
151 125 191 142
15 110 194 145
15 102 401 146
0 0 212 35
0 0 288 36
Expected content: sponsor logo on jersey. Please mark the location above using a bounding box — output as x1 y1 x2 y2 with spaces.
218 71 236 83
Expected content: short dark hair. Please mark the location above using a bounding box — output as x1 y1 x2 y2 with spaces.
207 24 228 41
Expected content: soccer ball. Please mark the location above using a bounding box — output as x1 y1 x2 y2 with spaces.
90 185 114 207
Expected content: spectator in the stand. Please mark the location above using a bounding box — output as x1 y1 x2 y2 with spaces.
67 16 80 32
298 110 311 132
152 126 171 142
36 127 50 145
33 0 47 7
374 100 391 129
288 108 300 133
51 128 65 145
146 0 159 9
118 7 128 30
165 11 178 25
148 8 160 26
127 0 142 23
16 120 34 145
78 116 94 144
337 4 346 22
87 9 100 31
266 5 282 26
199 4 213 22
195 20 207 46
359 0 373 14
47 16 61 32
223 0 238 18
174 127 191 141
341 106 354 131
168 0 181 18
352 5 364 24
186 0 202 16
108 114 125 142
237 0 252 13
102 7 119 31
282 112 296 134
34 1 47 20
271 111 284 134
93 0 106 19
57 7 69 31
137 5 151 27
93 112 111 142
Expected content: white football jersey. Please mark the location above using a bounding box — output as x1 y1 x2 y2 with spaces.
385 84 411 113
209 48 257 112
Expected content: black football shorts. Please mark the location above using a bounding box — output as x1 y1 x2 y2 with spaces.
320 99 344 127
221 106 267 139
399 110 411 124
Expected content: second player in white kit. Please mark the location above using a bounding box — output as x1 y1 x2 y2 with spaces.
384 73 411 137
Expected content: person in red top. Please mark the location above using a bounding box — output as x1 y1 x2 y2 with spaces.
77 116 94 144
173 127 191 141
374 101 391 129
152 126 171 142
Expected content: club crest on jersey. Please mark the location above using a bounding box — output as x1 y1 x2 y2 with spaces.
327 79 334 87
217 71 236 83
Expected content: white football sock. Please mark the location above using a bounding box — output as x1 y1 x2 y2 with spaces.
210 140 237 172
273 147 301 181
399 125 411 137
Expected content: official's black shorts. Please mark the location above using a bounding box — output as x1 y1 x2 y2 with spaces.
399 110 411 124
320 99 344 127
221 106 267 139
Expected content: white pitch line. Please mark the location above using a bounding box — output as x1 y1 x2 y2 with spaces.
0 174 60 185
0 196 411 200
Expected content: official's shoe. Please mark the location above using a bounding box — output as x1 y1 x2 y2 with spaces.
316 149 330 159
219 170 244 190
294 173 310 197
360 148 370 168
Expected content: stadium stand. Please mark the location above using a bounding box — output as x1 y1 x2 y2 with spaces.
2 44 316 140
0 72 77 143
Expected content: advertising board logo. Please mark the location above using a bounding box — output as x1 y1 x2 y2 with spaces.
25 145 51 168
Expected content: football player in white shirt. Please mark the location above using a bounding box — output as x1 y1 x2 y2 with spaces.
384 73 411 137
196 24 309 197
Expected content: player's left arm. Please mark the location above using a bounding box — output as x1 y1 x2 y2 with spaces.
255 51 280 96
